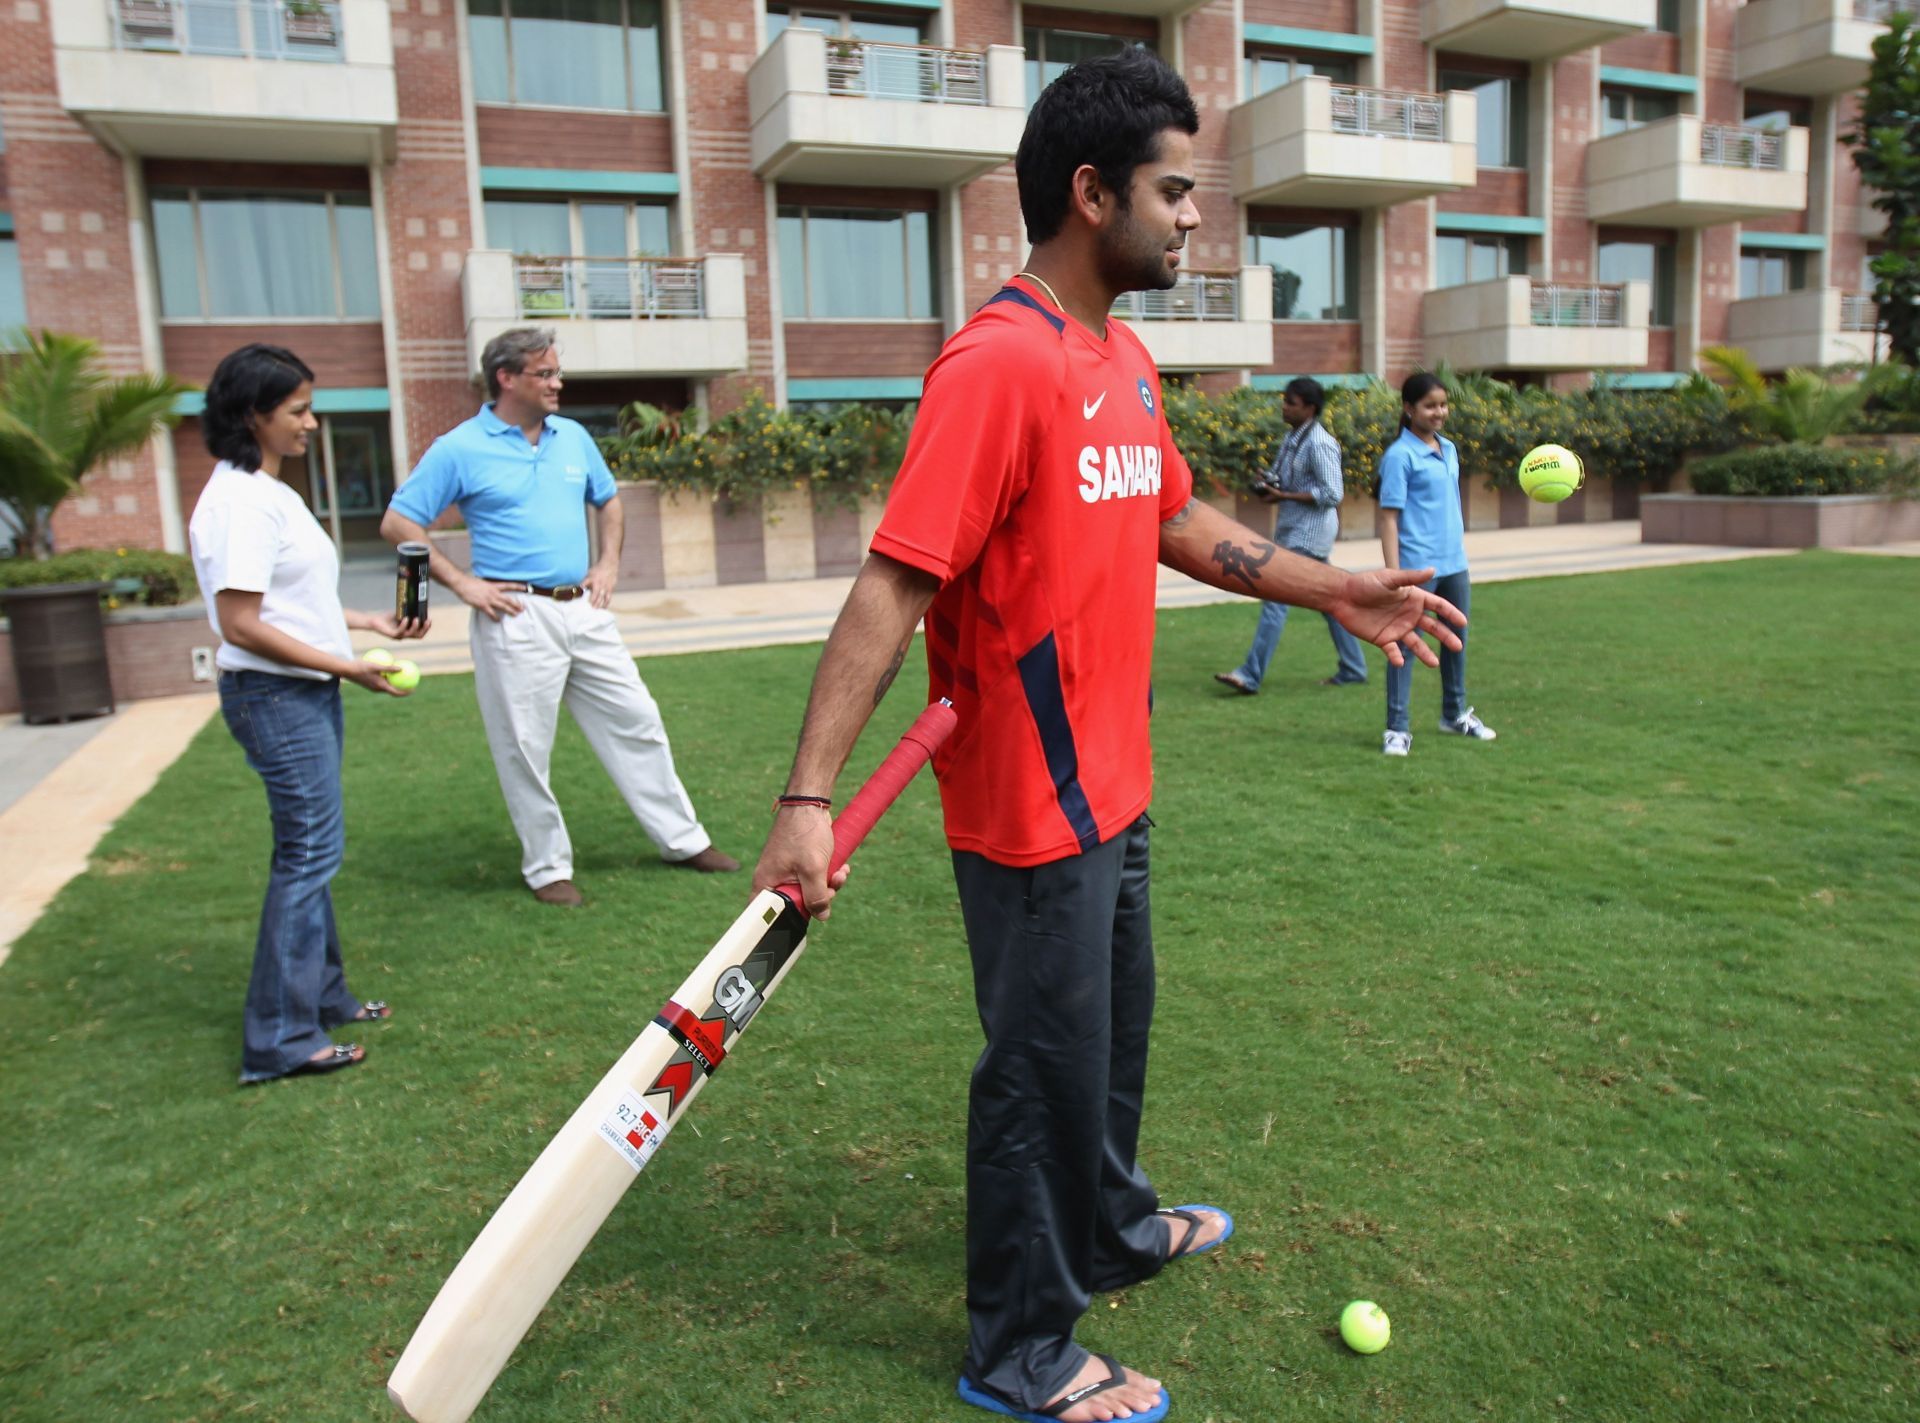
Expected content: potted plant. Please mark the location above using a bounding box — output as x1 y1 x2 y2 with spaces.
0 329 192 721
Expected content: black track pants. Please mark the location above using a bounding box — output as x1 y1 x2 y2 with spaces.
952 814 1166 1410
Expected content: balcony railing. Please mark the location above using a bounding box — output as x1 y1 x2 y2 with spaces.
113 0 344 61
1856 0 1920 20
1329 85 1448 142
1840 291 1881 332
1700 123 1786 170
824 40 987 105
1530 282 1627 328
514 257 706 320
1113 272 1241 321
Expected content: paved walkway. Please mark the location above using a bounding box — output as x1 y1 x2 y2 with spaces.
0 521 1904 963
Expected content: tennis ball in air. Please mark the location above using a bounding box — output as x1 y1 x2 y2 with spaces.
1518 444 1584 504
363 648 396 667
385 659 421 691
1340 1300 1391 1354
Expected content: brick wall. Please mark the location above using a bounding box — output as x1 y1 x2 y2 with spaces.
161 324 389 392
785 323 946 379
2 3 168 553
475 107 674 173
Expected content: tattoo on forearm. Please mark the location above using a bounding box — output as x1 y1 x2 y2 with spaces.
873 630 913 707
1164 499 1196 528
1211 538 1276 591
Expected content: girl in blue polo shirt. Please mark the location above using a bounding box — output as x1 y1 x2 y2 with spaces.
1375 373 1495 757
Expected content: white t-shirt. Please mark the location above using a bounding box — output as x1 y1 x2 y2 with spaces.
189 461 353 679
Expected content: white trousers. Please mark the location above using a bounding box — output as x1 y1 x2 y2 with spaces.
470 596 708 888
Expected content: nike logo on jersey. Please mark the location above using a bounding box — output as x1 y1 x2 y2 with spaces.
1083 392 1106 420
1077 445 1164 504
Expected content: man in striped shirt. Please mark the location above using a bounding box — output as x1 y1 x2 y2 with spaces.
1214 376 1369 693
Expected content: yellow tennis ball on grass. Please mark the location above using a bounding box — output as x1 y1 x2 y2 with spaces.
1340 1299 1391 1354
1518 444 1584 504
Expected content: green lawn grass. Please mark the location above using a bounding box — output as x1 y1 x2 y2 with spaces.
2 551 1916 1422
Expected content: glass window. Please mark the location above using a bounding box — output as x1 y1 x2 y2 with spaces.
766 6 922 43
1025 28 1151 106
0 236 25 333
1598 238 1677 326
1246 223 1358 320
469 0 665 111
484 197 674 256
778 205 937 319
151 189 380 321
313 415 395 519
1656 0 1680 33
1435 233 1528 289
1601 87 1679 137
1738 248 1807 299
1438 70 1527 167
1743 97 1808 134
1243 50 1357 100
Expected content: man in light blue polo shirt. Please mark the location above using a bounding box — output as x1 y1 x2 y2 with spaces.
382 326 737 905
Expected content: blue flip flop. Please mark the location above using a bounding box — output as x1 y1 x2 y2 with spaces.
958 1353 1170 1423
1163 1203 1234 1261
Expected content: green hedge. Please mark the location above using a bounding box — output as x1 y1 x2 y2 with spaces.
0 548 198 607
1164 375 1748 498
1686 445 1909 497
595 376 1750 504
600 394 911 508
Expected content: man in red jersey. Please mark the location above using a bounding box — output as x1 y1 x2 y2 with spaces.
753 50 1464 1423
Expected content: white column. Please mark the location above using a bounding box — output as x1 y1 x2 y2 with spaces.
764 182 788 409
665 0 697 257
369 162 411 474
121 153 184 554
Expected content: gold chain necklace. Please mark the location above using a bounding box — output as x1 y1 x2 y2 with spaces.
1013 270 1063 310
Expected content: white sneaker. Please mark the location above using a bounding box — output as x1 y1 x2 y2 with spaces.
1382 730 1411 757
1439 707 1497 741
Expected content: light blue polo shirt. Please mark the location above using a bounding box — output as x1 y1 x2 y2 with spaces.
390 406 617 585
1376 427 1467 578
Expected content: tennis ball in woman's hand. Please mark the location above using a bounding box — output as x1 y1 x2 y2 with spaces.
1340 1300 1390 1354
385 659 421 691
363 648 396 667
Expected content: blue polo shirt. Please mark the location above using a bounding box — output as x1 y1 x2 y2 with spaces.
389 406 618 585
1376 427 1467 578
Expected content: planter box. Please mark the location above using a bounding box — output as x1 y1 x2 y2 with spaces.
0 601 215 717
1641 493 1920 548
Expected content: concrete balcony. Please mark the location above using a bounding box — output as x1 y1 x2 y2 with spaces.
748 28 1026 186
461 252 751 380
1726 288 1890 370
1735 0 1918 97
1422 0 1658 61
1422 277 1650 371
52 0 396 163
1587 117 1809 227
1110 267 1275 372
1228 77 1477 209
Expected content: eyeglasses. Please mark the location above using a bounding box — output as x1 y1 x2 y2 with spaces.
518 367 564 384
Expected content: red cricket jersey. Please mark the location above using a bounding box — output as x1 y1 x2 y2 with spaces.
870 278 1194 866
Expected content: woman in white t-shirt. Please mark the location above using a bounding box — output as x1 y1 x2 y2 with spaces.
187 344 429 1084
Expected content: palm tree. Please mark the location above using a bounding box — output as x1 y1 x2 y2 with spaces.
1700 344 1902 446
0 329 192 559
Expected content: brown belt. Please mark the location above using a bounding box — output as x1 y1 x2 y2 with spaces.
493 581 586 601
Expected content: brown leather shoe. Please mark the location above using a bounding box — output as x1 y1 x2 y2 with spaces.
669 846 741 874
532 879 583 906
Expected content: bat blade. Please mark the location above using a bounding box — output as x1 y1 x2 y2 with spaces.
388 888 808 1423
387 701 955 1423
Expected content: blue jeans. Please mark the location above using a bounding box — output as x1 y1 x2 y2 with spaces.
1232 552 1369 690
1385 569 1471 733
219 671 363 1081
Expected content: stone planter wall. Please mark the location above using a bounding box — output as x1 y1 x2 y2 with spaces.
1642 493 1920 548
0 602 216 716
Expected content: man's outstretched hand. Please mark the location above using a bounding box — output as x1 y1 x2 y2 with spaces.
1327 567 1467 668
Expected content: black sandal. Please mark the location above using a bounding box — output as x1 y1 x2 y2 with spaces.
286 1044 364 1077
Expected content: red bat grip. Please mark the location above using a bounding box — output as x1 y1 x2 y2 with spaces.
773 699 957 918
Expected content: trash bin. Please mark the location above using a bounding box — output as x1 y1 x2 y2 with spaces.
1 581 116 724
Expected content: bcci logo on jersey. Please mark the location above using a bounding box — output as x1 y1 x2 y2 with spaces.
1137 378 1155 416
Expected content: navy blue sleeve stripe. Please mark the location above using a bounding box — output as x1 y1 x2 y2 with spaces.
1016 631 1102 854
981 287 1066 335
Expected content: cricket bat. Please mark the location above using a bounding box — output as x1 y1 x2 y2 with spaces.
387 700 957 1423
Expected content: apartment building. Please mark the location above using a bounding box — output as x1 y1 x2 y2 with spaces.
0 0 1897 557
